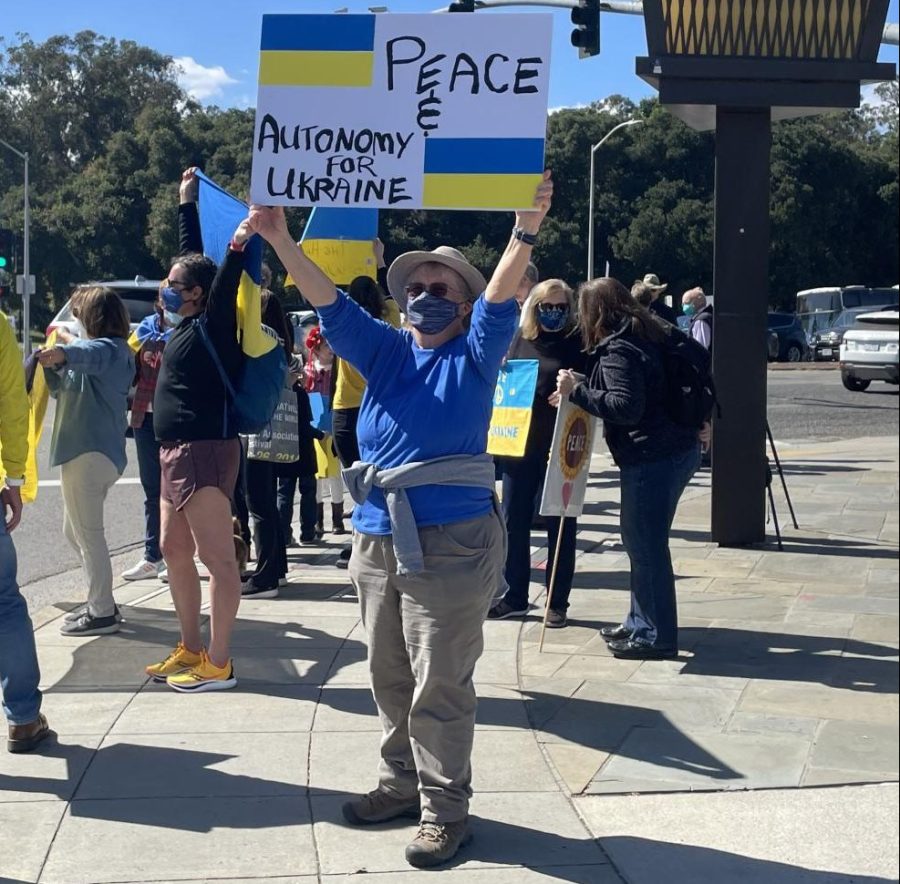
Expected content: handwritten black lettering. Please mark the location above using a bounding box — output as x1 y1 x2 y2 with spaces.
449 53 480 94
386 36 426 90
514 57 542 94
417 54 447 94
485 53 510 93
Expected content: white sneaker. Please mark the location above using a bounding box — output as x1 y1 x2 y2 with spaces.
121 559 165 581
159 567 169 583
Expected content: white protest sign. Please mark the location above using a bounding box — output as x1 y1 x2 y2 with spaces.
251 13 552 211
539 399 596 518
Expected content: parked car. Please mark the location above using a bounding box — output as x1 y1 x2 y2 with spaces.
767 312 809 362
46 277 162 339
767 330 780 361
839 308 899 392
810 307 882 361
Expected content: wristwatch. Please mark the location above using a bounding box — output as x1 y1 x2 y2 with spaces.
512 227 538 246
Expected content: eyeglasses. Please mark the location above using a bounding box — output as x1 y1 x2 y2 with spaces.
404 282 467 301
166 278 191 291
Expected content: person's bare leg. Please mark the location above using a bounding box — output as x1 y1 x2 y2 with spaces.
183 487 241 667
160 499 202 653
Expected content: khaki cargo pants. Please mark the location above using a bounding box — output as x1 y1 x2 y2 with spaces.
348 508 505 823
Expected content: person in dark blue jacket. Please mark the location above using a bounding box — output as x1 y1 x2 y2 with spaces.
556 277 704 660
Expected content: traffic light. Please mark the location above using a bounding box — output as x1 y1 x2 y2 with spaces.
448 0 475 11
571 0 600 59
0 228 14 271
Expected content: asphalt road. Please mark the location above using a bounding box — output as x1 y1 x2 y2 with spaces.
14 369 898 608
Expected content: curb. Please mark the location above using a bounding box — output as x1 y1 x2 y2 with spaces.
768 361 839 371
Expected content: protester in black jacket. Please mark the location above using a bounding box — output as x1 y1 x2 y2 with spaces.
146 167 252 692
556 277 703 660
488 279 586 629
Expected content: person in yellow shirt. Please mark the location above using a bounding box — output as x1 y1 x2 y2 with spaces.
0 312 54 753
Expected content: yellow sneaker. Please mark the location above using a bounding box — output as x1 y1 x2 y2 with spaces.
145 642 203 683
166 651 237 693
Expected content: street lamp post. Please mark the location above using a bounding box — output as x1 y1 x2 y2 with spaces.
587 119 642 282
0 139 31 354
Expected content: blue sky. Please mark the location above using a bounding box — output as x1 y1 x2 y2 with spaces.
3 0 898 110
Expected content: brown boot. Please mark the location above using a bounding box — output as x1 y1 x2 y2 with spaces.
331 503 347 535
8 713 54 754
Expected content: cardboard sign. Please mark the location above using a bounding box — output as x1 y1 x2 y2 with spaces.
309 392 332 434
487 359 540 458
539 399 596 517
251 13 552 210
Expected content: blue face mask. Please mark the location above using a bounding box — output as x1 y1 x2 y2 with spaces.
406 292 462 336
161 286 184 314
683 303 697 317
164 309 184 327
538 306 569 332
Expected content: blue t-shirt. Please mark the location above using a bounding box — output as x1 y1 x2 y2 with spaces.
318 292 518 535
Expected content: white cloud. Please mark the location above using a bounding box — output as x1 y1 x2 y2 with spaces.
172 56 239 102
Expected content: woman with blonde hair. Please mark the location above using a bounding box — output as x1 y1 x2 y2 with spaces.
37 287 134 636
488 278 586 629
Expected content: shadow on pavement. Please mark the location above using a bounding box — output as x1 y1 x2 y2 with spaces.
599 836 896 883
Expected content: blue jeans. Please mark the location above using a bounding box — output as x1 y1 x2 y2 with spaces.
134 413 162 562
0 519 42 725
619 445 701 651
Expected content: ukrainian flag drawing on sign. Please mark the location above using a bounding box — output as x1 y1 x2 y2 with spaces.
422 138 545 210
487 359 539 458
195 172 276 359
259 14 375 88
301 207 378 286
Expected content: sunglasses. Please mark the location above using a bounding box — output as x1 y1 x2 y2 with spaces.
404 282 467 300
537 302 568 313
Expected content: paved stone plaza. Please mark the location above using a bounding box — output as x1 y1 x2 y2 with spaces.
2 437 897 883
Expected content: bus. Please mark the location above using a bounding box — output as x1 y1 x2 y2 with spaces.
796 285 899 338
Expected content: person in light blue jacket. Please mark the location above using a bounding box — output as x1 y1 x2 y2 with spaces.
38 286 134 637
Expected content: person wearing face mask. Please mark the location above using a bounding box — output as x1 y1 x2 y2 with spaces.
682 286 713 352
488 280 585 628
248 172 553 869
36 287 134 636
143 167 254 693
120 291 174 582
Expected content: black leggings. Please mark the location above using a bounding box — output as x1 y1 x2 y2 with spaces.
332 407 361 469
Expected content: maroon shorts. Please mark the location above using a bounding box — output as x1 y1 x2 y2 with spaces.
159 439 241 511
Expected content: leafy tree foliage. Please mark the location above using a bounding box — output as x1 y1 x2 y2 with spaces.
0 31 896 331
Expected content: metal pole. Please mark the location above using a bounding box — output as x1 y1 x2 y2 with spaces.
23 152 31 355
587 147 596 281
586 119 642 284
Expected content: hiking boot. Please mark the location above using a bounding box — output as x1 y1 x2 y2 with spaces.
342 789 420 826
405 819 472 868
166 651 237 693
487 600 528 621
7 714 55 754
145 642 203 682
545 608 568 629
121 558 165 581
59 612 120 637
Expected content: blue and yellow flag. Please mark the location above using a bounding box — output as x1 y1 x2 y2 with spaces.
196 172 275 359
287 207 378 288
487 359 540 458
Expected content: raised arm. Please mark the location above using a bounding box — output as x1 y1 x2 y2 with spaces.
178 167 203 256
485 171 553 305
249 206 338 308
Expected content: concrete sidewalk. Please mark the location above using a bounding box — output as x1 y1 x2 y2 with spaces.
2 437 897 883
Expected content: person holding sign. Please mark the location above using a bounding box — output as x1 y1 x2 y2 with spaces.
488 279 585 628
555 278 704 661
247 172 552 869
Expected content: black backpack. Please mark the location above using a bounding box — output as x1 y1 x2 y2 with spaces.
659 326 718 428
